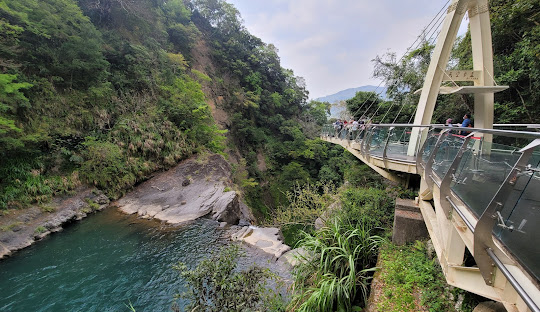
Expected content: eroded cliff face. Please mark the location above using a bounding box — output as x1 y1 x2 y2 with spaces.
115 153 253 225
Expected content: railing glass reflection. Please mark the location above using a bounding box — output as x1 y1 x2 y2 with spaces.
386 127 412 161
494 152 540 281
421 130 439 165
368 127 389 158
432 133 465 178
450 141 522 217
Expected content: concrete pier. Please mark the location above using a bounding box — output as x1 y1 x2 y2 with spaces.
392 198 428 245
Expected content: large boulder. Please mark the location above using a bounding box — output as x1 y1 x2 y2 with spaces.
231 226 290 259
115 154 245 225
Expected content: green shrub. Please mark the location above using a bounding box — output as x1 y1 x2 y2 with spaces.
273 182 335 224
34 226 47 234
40 204 56 213
83 198 100 212
0 222 22 232
0 157 79 210
345 164 384 188
174 244 285 312
79 138 135 198
338 187 395 231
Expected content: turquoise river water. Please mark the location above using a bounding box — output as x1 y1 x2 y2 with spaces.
0 208 229 312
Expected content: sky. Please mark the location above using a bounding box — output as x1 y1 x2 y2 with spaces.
226 0 463 100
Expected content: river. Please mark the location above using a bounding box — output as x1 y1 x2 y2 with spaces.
0 208 230 312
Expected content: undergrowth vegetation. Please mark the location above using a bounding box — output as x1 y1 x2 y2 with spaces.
175 244 285 312
284 177 396 311
377 241 478 312
290 219 383 312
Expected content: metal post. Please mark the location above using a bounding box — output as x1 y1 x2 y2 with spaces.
424 130 449 189
383 127 394 169
439 134 472 217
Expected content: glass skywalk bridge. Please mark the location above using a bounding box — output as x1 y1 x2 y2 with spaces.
321 124 540 312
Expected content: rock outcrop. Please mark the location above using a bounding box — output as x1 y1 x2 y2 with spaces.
278 247 311 267
115 154 250 225
230 226 290 259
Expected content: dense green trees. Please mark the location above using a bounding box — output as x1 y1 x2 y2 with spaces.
0 74 31 152
482 0 539 124
0 0 223 206
0 0 340 211
1 0 109 90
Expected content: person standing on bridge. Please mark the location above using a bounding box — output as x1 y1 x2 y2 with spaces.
351 119 359 139
460 114 472 135
333 120 339 137
461 114 471 127
359 120 366 139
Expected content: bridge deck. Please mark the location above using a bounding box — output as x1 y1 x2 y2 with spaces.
321 125 540 312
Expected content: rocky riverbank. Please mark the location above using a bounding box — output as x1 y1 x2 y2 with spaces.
0 187 109 259
1 153 296 265
113 153 297 263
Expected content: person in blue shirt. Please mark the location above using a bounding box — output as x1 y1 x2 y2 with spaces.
460 114 472 135
461 114 472 128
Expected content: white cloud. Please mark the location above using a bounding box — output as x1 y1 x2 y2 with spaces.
228 0 454 99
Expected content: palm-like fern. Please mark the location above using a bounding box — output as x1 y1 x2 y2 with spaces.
290 218 384 312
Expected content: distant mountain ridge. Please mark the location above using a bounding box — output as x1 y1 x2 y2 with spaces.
316 85 388 118
315 85 387 103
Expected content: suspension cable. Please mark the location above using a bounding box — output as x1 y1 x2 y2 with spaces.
350 0 451 120
385 3 448 124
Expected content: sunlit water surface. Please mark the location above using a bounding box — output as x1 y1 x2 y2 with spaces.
0 208 229 312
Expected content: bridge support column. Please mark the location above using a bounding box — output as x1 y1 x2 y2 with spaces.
470 0 494 134
444 225 467 282
407 0 467 156
392 198 429 245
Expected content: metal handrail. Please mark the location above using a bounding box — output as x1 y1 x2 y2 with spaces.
487 249 540 312
435 126 540 139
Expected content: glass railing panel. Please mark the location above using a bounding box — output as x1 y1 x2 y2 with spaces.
326 125 333 137
321 125 328 136
340 128 348 140
432 133 465 179
345 128 357 140
323 124 335 137
369 127 389 157
355 128 367 143
386 127 412 160
451 139 523 218
421 131 439 164
494 151 540 281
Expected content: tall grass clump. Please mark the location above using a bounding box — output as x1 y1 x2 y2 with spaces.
289 218 384 311
0 157 79 209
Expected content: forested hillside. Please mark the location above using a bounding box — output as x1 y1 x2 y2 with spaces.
0 0 348 214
